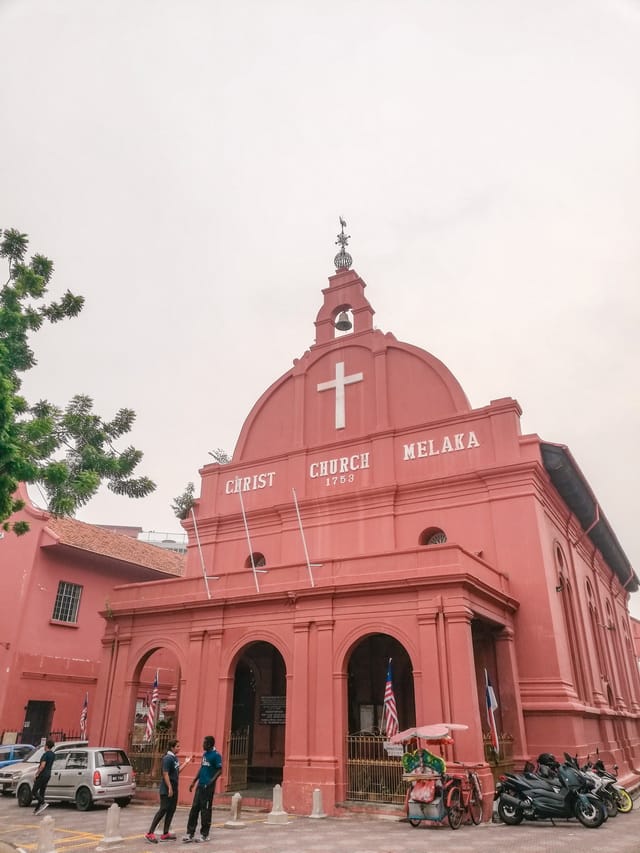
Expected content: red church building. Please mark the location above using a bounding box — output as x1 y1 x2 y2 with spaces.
92 227 640 814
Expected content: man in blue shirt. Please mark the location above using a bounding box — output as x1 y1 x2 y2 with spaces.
32 740 55 815
182 736 223 843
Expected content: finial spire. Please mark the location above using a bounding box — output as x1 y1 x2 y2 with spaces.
334 217 353 270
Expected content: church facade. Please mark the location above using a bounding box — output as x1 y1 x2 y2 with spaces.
92 232 640 814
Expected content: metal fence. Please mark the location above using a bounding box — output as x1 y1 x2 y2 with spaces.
225 727 249 791
345 732 405 804
128 729 176 787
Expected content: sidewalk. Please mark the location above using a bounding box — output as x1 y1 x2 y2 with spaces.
1 797 640 853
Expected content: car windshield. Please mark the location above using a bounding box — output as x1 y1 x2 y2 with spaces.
19 746 37 760
26 747 45 763
97 750 129 767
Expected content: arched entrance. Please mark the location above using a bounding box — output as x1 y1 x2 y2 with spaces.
128 648 181 787
345 633 415 804
227 641 286 794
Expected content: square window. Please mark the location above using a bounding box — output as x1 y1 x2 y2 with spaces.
52 581 83 623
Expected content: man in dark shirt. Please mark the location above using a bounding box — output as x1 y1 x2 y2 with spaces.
145 739 190 843
32 740 55 815
182 736 223 843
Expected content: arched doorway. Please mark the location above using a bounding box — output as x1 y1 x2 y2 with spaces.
227 642 286 793
128 648 181 787
345 633 415 804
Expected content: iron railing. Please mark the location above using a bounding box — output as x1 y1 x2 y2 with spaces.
128 729 176 787
345 732 405 804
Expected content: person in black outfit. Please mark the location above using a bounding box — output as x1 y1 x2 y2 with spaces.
145 739 190 843
32 740 55 815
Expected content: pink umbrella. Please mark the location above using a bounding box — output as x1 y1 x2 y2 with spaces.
389 723 468 744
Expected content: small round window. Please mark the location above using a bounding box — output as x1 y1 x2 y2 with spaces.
419 528 447 546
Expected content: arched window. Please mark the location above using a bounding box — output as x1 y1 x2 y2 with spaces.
419 528 447 546
245 553 266 568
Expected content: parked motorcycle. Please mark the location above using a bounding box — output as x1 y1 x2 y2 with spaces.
495 753 606 828
563 753 617 818
592 756 633 814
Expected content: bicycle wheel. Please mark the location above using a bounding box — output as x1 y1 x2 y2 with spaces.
468 773 483 825
447 786 463 830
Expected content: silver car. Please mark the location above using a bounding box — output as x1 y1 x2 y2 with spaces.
0 741 88 796
16 746 135 811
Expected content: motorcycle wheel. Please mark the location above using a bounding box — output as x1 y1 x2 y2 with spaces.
574 797 605 828
447 787 463 830
497 798 523 826
603 793 618 818
615 788 633 813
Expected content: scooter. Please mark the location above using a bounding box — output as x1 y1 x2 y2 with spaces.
592 755 633 814
563 753 617 818
496 757 606 828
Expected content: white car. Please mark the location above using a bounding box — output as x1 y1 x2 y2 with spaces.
17 746 135 811
0 741 88 796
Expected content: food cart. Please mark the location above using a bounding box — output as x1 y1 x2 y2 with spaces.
390 723 469 828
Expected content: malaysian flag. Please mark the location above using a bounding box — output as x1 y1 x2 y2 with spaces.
80 692 88 739
485 669 499 756
144 671 159 742
382 658 399 738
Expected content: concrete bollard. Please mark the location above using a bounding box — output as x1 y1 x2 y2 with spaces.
96 803 123 850
309 788 327 819
224 792 246 829
265 783 289 825
37 815 55 853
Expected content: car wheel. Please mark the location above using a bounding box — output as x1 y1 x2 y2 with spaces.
115 797 131 807
17 784 32 808
75 787 93 811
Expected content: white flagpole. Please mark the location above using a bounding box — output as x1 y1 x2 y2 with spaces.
238 489 263 593
191 507 212 599
292 488 322 588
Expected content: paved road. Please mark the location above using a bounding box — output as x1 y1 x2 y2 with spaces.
1 796 640 853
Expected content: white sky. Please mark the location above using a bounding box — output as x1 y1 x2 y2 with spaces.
2 1 640 612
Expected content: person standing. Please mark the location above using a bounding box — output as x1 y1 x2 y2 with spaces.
145 739 190 843
182 736 222 843
32 740 55 815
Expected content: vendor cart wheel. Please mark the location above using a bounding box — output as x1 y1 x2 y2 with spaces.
447 787 463 830
408 818 422 828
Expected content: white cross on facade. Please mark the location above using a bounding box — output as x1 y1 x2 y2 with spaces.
316 361 364 430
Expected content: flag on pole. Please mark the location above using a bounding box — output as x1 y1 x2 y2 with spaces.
485 669 499 756
79 692 88 739
144 671 159 742
382 658 399 738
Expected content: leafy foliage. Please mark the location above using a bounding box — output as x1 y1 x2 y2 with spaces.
172 482 195 521
0 228 155 533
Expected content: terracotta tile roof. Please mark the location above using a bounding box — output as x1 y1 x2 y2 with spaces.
44 516 185 576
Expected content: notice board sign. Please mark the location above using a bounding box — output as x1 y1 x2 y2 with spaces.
259 695 286 725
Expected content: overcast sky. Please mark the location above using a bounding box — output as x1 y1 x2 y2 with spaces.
2 1 640 611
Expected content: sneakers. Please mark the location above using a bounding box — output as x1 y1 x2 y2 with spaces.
160 835 176 841
145 833 159 844
181 836 193 844
35 803 49 816
194 837 208 844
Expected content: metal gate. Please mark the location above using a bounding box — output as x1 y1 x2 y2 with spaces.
226 727 250 791
345 732 405 804
127 729 176 787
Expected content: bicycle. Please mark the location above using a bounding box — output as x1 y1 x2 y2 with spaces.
444 764 483 829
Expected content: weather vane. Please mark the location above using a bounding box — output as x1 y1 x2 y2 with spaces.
334 216 353 270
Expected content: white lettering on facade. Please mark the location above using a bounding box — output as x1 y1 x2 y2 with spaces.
316 361 364 430
402 432 481 461
309 452 370 479
225 471 276 494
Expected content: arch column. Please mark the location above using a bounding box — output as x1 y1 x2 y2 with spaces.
495 626 528 758
415 606 445 723
443 605 483 763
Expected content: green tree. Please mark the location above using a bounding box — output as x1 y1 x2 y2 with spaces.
0 227 155 533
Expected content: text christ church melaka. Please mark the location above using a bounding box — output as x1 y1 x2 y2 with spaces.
94 223 640 815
